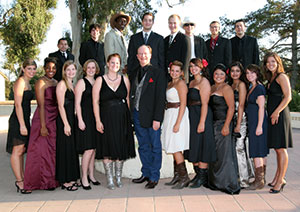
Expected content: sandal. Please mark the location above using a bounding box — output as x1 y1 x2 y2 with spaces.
61 184 78 191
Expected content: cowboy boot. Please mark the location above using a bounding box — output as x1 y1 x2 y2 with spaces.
103 162 115 190
189 168 208 188
172 162 190 189
165 160 179 186
263 165 266 184
115 161 124 188
246 166 264 190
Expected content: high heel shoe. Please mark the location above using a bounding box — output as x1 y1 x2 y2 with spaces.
87 175 101 185
268 178 287 187
269 183 286 194
80 180 91 190
15 181 32 194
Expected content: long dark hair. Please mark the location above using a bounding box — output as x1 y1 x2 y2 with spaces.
189 58 210 79
245 64 264 88
211 63 227 84
228 61 246 85
263 52 285 83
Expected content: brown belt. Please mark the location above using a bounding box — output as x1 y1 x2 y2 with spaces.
188 100 201 106
166 102 180 109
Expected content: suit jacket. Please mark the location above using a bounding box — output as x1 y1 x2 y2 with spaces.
129 64 166 128
231 35 259 68
127 31 165 75
104 29 127 70
205 36 232 75
79 39 105 76
48 50 74 81
164 32 188 74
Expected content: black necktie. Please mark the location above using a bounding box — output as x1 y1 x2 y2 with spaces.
144 33 148 44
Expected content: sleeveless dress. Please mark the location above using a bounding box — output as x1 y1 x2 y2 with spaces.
233 90 255 187
184 88 216 163
161 87 189 153
246 84 269 158
208 95 240 195
56 89 80 183
24 86 59 190
95 76 136 160
76 78 97 154
6 90 33 154
267 74 293 149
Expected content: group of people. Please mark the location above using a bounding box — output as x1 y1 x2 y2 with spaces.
6 11 293 195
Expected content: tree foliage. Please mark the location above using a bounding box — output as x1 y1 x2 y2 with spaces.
0 0 56 77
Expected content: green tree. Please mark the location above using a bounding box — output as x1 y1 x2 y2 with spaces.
0 0 57 77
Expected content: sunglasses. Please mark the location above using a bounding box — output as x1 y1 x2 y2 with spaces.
184 23 194 27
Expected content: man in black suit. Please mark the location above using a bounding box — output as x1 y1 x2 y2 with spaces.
182 17 208 82
130 45 166 189
48 38 74 81
127 12 164 75
231 19 259 68
79 24 105 76
205 21 232 78
164 14 188 77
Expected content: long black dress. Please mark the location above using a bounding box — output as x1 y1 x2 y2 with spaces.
267 74 293 149
208 95 240 195
95 76 136 160
6 90 33 154
184 88 216 163
56 89 80 183
76 78 97 154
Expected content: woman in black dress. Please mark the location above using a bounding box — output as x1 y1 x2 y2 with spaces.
245 64 269 190
208 64 240 195
263 52 293 193
75 59 100 190
7 59 37 194
56 60 80 191
93 53 135 190
184 58 216 188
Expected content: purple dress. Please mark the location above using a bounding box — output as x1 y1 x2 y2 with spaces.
24 86 59 190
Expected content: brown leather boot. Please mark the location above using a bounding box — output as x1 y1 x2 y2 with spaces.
165 160 179 186
263 165 266 184
246 166 265 190
172 162 190 189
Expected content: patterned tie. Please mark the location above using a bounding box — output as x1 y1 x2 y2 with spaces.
169 35 173 47
211 39 216 50
144 33 148 44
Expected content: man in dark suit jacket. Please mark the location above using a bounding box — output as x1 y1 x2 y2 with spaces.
127 12 164 75
205 21 232 78
130 45 166 189
182 17 208 82
79 24 105 76
48 38 74 81
164 14 188 77
231 19 259 68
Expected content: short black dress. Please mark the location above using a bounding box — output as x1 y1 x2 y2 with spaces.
76 78 97 154
246 84 269 158
56 89 80 183
95 76 136 160
184 88 216 163
267 74 293 149
6 90 33 154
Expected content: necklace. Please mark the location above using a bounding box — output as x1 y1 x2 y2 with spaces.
107 73 118 82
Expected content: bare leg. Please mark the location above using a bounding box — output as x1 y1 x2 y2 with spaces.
88 150 96 181
173 152 184 164
199 162 208 169
273 148 288 190
270 150 280 186
11 145 25 189
81 149 94 186
253 157 263 168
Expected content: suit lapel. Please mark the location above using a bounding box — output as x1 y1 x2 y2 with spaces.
141 67 153 95
114 30 126 51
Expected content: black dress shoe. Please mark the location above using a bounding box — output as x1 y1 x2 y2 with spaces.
132 176 149 183
87 175 101 185
145 181 158 189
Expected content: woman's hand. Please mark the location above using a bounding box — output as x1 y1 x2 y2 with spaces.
20 125 28 136
234 125 240 133
173 123 180 133
96 121 104 133
40 126 49 137
221 125 229 136
270 111 279 125
78 120 86 131
256 126 263 136
197 122 205 133
64 124 71 136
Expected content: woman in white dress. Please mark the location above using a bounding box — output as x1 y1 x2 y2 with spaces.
161 60 190 189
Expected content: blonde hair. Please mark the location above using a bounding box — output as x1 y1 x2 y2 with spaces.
82 59 100 76
62 60 77 91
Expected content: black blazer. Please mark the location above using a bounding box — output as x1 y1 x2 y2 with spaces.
194 35 208 60
164 32 188 73
48 50 74 81
79 39 105 76
127 31 165 75
231 35 259 68
205 36 232 75
129 64 166 128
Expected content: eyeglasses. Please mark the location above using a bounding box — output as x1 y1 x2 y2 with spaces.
184 23 194 27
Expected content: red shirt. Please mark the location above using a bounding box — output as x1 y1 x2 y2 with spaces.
210 36 219 50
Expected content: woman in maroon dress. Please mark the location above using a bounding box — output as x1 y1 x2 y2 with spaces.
24 57 59 191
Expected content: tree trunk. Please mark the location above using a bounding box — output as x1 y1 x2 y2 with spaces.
69 0 82 68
